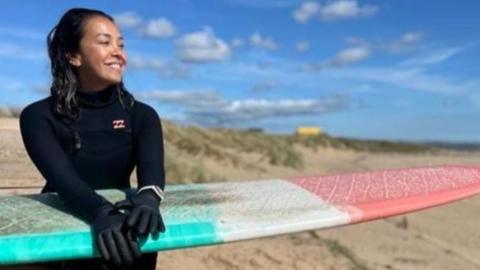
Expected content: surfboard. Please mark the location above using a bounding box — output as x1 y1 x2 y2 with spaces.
1 164 480 265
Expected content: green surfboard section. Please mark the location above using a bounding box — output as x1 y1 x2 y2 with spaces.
0 185 222 265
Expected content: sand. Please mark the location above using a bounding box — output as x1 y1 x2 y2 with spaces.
1 117 479 270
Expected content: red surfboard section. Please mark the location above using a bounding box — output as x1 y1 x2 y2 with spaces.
289 165 480 223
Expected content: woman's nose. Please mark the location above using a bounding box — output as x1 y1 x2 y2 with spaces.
111 44 122 55
111 44 126 59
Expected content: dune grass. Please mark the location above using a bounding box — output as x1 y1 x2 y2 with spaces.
0 106 22 118
160 119 439 182
289 133 434 154
162 121 305 171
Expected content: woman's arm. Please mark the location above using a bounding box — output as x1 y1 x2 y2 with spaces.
113 104 166 236
19 105 109 223
135 105 166 191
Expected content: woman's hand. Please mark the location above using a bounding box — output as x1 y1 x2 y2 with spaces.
114 189 166 237
92 203 141 267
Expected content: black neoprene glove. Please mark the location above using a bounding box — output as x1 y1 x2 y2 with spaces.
92 202 142 267
114 189 166 237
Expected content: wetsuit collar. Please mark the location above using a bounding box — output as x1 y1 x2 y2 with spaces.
76 84 118 108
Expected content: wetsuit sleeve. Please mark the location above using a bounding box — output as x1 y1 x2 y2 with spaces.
135 106 165 191
19 107 109 223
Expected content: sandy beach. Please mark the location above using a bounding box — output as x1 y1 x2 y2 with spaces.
1 117 479 270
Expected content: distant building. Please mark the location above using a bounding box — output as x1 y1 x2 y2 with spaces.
296 126 323 136
246 127 264 133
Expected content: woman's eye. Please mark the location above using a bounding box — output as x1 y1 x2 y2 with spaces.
98 40 124 49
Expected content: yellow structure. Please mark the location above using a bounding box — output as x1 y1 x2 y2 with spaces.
296 126 323 136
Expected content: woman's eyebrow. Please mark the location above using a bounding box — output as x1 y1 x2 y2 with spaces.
94 33 124 40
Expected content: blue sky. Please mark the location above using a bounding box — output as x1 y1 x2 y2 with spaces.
0 0 479 143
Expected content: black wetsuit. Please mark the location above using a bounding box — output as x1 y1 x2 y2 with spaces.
18 85 164 270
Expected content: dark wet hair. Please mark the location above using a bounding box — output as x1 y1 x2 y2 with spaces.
47 7 134 123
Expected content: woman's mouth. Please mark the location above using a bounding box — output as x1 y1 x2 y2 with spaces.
105 62 124 71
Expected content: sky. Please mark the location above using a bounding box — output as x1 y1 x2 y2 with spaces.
0 0 479 143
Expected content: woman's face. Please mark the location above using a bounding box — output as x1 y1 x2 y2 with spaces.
68 16 127 91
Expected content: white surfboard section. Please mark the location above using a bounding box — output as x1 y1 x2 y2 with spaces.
204 179 351 242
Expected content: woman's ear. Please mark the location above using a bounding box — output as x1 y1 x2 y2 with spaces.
66 53 82 67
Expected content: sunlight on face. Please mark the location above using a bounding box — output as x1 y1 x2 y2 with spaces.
75 16 128 91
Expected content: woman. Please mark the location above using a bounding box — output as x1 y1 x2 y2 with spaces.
19 8 165 270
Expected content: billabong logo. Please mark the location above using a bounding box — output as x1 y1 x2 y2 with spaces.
112 119 125 129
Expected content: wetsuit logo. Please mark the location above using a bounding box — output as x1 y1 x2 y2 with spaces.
112 119 125 129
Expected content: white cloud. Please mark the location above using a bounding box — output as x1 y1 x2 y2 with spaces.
292 2 321 23
113 13 177 39
399 47 465 67
322 46 370 68
140 89 349 126
141 18 176 39
221 0 304 9
344 32 424 56
294 54 480 95
251 80 279 92
229 33 279 51
345 37 370 47
322 66 479 94
215 50 476 96
179 48 480 114
188 95 349 125
231 38 245 48
138 90 226 107
187 49 480 110
319 0 378 21
292 0 377 23
175 27 231 63
0 43 46 60
387 32 423 53
249 32 278 50
128 55 190 79
113 12 142 28
129 56 165 69
296 41 310 52
0 26 43 40
401 32 423 43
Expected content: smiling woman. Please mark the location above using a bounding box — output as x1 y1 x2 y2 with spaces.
66 16 127 91
17 7 166 270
